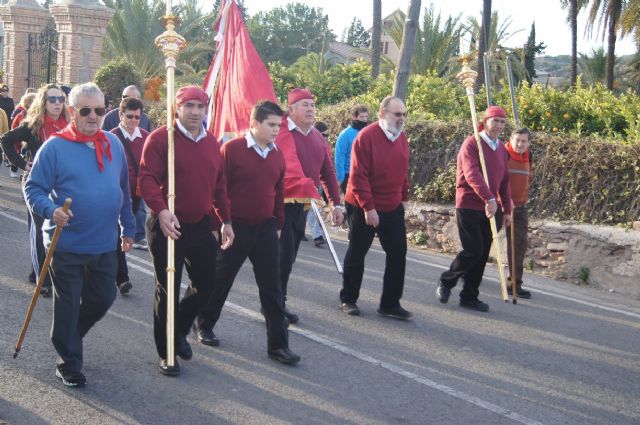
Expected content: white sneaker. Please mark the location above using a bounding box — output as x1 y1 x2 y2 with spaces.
9 170 18 178
132 239 148 250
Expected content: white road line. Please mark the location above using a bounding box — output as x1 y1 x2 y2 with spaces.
122 258 547 425
0 210 27 225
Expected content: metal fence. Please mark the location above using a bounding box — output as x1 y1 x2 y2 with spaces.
26 19 58 88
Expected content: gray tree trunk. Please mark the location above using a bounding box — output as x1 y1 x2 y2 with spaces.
570 0 578 88
475 0 492 92
392 0 421 102
371 0 382 78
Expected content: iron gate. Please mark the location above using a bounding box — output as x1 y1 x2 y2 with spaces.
26 19 58 88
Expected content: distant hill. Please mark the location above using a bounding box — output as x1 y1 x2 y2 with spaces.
533 54 635 87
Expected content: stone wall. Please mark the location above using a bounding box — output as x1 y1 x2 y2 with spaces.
405 203 640 299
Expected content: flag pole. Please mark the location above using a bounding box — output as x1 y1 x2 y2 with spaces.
155 1 186 368
457 54 510 303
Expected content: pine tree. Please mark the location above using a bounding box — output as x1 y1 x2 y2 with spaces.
343 17 370 48
523 22 546 84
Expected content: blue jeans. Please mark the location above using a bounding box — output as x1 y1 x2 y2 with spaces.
135 200 147 242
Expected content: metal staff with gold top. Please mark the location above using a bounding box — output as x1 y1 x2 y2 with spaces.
155 2 186 368
456 54 510 303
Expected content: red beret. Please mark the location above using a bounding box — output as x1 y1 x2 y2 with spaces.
483 105 507 121
287 88 314 106
176 85 208 107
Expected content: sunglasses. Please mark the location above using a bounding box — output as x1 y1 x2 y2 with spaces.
124 113 140 120
47 96 65 104
74 106 106 117
0 89 8 93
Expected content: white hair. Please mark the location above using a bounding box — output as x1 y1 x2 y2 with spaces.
68 82 104 108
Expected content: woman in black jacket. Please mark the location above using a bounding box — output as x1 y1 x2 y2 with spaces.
1 83 69 297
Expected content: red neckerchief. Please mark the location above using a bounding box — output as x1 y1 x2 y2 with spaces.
41 114 68 141
505 140 529 163
53 122 112 172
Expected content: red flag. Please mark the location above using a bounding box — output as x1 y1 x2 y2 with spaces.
203 0 318 201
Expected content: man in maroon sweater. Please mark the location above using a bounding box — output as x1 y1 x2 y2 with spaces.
279 88 343 324
340 96 412 319
192 100 300 365
110 97 149 296
139 86 234 376
436 106 513 312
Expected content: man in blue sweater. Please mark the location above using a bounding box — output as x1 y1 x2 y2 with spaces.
25 82 136 388
334 104 369 193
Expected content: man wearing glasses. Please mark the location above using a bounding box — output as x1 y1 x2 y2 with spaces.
25 82 136 387
109 97 149 295
0 84 15 122
339 96 412 320
101 85 152 132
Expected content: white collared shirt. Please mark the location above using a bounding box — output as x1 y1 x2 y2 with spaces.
378 120 401 142
176 120 207 143
287 117 313 136
246 131 277 159
479 130 499 151
118 124 142 142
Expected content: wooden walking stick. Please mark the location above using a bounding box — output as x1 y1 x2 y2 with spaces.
156 1 186 367
457 55 510 303
310 200 343 274
14 198 72 359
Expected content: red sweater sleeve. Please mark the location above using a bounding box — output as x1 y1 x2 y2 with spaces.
349 132 375 211
138 129 169 214
460 138 494 203
212 151 231 224
319 143 341 205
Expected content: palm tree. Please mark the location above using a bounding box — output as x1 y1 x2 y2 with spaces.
387 4 463 77
371 0 382 78
476 0 492 91
463 12 527 88
561 0 588 88
579 46 608 84
585 0 626 90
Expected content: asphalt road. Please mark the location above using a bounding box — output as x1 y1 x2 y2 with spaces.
0 167 639 425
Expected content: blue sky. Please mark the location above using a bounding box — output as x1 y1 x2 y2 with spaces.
201 0 638 57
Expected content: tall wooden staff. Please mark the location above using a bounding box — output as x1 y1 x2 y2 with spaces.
506 58 521 304
457 55 509 303
155 2 186 367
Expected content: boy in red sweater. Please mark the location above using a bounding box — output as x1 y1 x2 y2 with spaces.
340 96 412 320
192 100 300 365
505 128 533 299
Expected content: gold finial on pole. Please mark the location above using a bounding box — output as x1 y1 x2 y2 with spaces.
155 0 186 368
456 52 510 303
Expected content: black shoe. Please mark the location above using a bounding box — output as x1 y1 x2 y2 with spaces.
159 358 180 377
176 335 192 360
118 280 132 295
436 284 451 303
377 305 412 320
459 299 490 312
55 364 86 387
340 302 360 316
40 286 52 298
192 324 220 347
28 271 36 283
507 287 532 299
283 307 299 324
314 236 326 247
268 348 301 365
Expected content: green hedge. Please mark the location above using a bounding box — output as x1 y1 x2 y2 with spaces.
317 104 640 224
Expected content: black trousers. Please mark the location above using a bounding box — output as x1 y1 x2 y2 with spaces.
279 203 306 304
196 219 288 350
147 214 218 359
49 251 117 373
27 206 52 289
506 206 528 286
116 227 129 285
340 173 349 194
340 202 407 309
440 208 503 302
